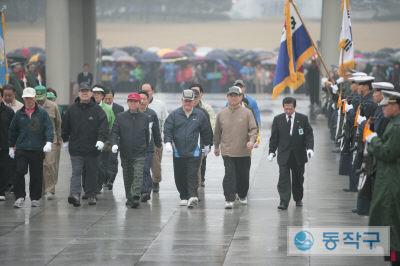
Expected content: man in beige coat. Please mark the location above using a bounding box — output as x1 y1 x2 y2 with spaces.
35 85 62 200
214 86 258 209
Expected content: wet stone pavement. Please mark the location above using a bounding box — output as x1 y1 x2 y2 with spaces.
0 94 389 265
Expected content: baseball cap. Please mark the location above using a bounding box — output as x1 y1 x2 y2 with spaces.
233 79 245 87
127 92 140 101
22 87 36 98
34 85 47 101
227 86 242 95
182 89 195 101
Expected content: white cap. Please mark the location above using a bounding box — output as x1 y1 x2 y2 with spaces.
381 90 400 105
22 87 36 98
336 77 344 85
348 75 375 83
92 86 105 92
351 72 367 77
372 82 394 91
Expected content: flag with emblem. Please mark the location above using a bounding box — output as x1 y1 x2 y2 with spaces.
338 0 354 77
0 10 7 86
272 0 316 99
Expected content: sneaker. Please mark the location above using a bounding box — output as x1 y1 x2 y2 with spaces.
68 195 81 207
45 192 54 200
152 182 159 193
31 200 40 207
179 199 188 206
141 193 151 202
131 199 140 209
0 195 5 201
187 197 199 208
14 197 24 208
239 197 247 205
225 201 234 209
88 196 97 205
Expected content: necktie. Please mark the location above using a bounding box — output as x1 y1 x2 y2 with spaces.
288 115 292 135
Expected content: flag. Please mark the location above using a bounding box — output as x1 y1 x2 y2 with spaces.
272 0 316 99
338 0 354 77
0 11 7 86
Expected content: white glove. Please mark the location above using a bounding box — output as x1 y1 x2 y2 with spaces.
43 142 52 153
165 142 173 153
332 84 338 94
111 145 119 153
203 145 210 156
345 104 353 112
357 115 366 125
63 142 69 150
267 153 275 162
366 132 378 143
307 149 314 159
9 147 15 159
95 141 104 151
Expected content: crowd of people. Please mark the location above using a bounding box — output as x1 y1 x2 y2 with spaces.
321 69 400 265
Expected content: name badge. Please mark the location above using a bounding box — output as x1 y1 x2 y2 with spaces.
298 128 304 135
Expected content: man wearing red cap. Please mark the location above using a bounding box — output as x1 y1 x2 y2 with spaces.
111 93 150 208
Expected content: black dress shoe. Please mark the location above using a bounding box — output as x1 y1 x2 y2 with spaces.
296 201 303 207
352 208 358 213
68 195 81 207
278 201 288 210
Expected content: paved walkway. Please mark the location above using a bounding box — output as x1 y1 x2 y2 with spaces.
0 94 388 265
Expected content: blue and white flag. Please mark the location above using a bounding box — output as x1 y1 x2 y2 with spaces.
272 0 316 99
0 11 7 86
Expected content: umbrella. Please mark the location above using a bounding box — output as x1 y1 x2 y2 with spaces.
101 48 113 56
28 47 44 55
147 47 160 53
28 53 46 64
116 55 137 64
370 58 391 66
392 51 400 62
111 49 129 59
206 49 229 61
195 47 213 57
137 51 160 63
101 55 114 62
162 50 185 59
157 48 174 57
121 46 143 56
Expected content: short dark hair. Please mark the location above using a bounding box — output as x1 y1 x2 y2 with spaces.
140 82 154 92
106 89 115 97
3 84 16 93
189 83 204 93
138 90 149 98
282 97 296 107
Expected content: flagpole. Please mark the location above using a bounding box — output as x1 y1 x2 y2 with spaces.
289 0 333 82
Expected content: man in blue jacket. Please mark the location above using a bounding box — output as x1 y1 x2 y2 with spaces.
163 90 213 208
8 87 54 208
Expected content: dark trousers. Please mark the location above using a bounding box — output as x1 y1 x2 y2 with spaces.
107 151 119 184
0 150 10 196
14 150 44 200
97 150 112 192
201 155 207 182
71 155 99 197
141 152 153 194
222 156 251 202
173 157 201 200
278 152 305 205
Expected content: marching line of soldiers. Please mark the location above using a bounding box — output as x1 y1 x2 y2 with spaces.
322 71 400 265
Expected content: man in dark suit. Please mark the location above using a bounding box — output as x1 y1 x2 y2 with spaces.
104 89 124 189
268 97 314 210
77 63 94 87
